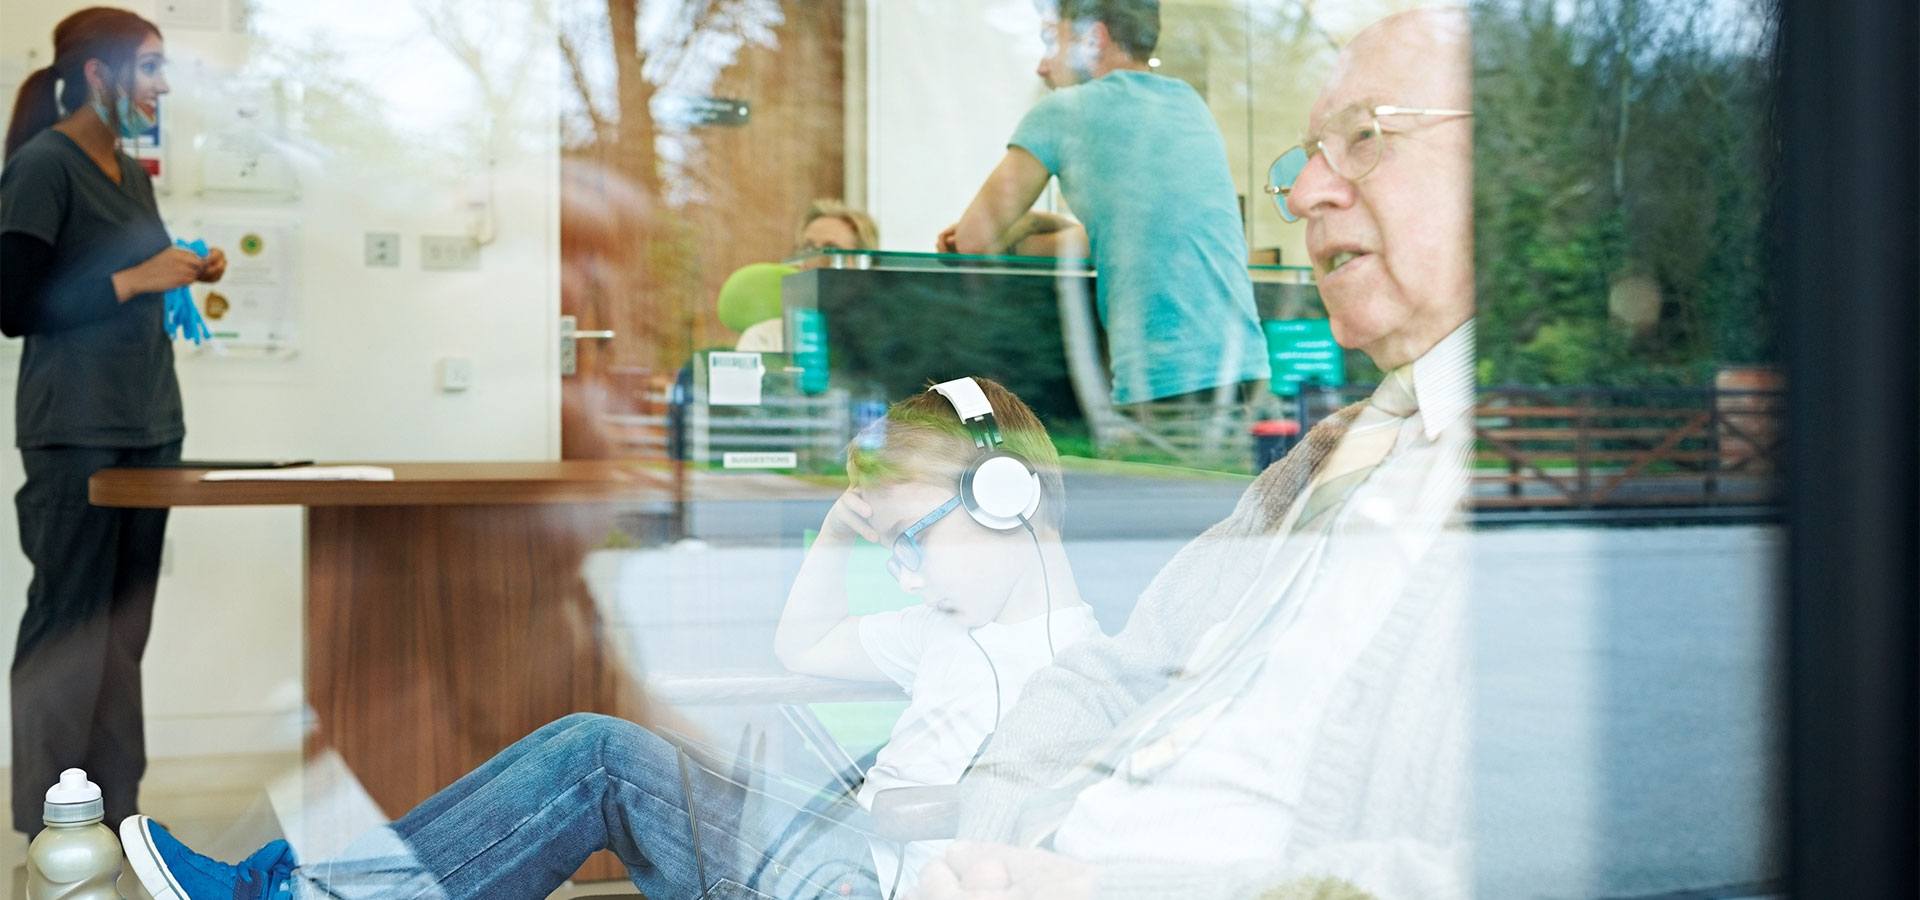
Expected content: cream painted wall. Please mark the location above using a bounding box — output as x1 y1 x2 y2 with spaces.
865 0 1052 252
0 0 562 759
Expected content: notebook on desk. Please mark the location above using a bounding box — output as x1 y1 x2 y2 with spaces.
201 466 395 482
145 459 314 469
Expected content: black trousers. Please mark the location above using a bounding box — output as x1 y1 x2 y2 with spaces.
11 441 179 835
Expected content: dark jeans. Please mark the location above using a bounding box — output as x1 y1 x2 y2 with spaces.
295 714 885 899
11 440 180 835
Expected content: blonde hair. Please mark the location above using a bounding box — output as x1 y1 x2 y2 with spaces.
798 199 880 251
848 377 1065 532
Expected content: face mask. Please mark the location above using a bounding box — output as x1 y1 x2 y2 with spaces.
91 90 155 139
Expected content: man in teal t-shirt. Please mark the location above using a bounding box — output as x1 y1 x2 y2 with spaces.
940 0 1266 406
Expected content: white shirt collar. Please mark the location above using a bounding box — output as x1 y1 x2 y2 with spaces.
1388 319 1476 441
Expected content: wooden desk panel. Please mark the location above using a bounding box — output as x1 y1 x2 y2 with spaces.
307 503 632 797
305 501 649 882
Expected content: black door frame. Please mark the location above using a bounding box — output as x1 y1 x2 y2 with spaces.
1779 0 1920 894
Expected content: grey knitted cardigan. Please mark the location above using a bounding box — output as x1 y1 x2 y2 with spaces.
955 404 1471 899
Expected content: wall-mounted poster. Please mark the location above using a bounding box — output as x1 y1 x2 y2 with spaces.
189 218 300 353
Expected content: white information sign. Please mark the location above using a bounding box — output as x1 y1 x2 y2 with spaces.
707 352 765 406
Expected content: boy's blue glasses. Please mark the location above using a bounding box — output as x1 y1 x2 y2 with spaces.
886 496 961 579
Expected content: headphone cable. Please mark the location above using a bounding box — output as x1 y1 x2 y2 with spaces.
885 843 907 900
966 629 1004 737
1019 518 1056 657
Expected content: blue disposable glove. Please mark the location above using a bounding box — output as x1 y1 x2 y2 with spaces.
164 239 213 344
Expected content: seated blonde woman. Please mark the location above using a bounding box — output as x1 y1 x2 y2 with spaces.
734 200 881 352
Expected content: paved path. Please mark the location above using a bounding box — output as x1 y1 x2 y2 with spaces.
609 494 1785 897
1471 525 1783 898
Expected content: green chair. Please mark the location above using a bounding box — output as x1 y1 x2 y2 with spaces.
717 262 797 334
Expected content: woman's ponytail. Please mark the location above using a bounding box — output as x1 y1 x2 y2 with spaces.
4 66 63 162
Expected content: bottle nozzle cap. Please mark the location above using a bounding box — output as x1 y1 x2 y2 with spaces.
42 768 104 824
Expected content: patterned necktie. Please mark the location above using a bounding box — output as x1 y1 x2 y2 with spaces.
1013 368 1423 847
1291 366 1417 524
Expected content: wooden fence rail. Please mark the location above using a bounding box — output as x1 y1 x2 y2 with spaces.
1297 384 1782 510
1472 385 1781 509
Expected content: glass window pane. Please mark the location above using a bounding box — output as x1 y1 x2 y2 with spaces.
0 1 1803 895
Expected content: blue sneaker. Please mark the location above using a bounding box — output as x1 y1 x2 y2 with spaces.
120 815 298 900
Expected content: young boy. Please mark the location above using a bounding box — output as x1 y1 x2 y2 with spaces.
773 376 1102 895
118 377 1099 900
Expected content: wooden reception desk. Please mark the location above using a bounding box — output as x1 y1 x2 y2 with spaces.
89 462 740 880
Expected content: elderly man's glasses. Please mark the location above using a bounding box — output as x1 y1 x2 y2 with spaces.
1264 105 1473 223
885 496 961 581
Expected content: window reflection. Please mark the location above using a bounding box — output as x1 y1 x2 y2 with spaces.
0 0 1790 896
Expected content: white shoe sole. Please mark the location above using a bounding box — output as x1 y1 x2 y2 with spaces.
119 815 189 900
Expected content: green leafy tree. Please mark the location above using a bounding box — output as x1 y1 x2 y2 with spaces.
1473 0 1777 387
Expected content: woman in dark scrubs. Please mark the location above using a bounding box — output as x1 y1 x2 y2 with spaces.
0 7 226 836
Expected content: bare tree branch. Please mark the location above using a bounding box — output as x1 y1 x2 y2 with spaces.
559 33 610 144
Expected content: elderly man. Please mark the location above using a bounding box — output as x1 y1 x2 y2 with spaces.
114 9 1475 900
919 7 1476 898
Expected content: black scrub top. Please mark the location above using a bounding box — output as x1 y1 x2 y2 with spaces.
0 129 183 449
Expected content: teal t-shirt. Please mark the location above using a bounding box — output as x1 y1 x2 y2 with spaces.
1010 70 1265 405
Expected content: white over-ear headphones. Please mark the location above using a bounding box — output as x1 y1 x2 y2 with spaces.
928 377 1042 531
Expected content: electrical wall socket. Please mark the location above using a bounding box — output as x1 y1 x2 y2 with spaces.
421 235 481 271
365 232 400 268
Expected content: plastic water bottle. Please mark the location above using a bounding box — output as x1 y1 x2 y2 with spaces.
25 768 123 899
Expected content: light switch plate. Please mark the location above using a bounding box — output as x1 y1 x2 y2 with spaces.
421 235 481 272
438 357 474 392
364 232 400 268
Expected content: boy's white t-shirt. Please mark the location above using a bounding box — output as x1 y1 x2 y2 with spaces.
853 602 1104 894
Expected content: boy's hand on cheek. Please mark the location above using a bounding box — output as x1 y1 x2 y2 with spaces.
824 490 882 544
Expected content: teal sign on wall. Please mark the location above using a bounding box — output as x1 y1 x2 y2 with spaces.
1263 319 1344 396
792 308 830 395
